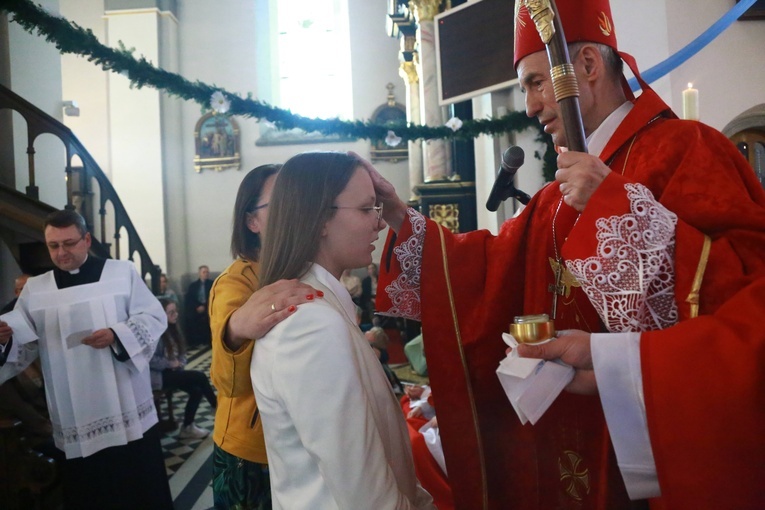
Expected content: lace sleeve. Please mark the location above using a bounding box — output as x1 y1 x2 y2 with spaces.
380 209 427 321
566 183 679 332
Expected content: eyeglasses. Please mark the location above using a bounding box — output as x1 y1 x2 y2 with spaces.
330 203 384 223
46 237 84 251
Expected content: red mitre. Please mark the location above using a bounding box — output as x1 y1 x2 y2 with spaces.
514 0 649 96
514 0 618 67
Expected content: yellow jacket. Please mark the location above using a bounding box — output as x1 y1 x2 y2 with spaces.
209 258 266 463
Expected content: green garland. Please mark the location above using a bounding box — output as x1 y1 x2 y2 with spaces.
0 0 556 178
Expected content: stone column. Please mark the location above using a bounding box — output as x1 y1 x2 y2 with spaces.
103 7 170 272
399 58 423 201
412 0 452 182
0 13 14 189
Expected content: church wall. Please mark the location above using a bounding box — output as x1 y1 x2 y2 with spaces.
664 0 765 131
175 0 406 281
104 9 168 274
157 11 187 279
60 0 110 181
607 0 765 131
175 0 267 280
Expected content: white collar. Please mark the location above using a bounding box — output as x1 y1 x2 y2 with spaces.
586 101 633 158
306 263 358 325
68 255 88 275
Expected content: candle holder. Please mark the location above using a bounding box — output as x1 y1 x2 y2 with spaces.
509 314 556 345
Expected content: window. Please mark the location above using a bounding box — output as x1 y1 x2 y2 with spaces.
257 0 353 121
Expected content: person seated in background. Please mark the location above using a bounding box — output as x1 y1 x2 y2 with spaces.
365 326 404 394
340 268 362 307
155 273 178 304
151 298 217 439
401 385 454 510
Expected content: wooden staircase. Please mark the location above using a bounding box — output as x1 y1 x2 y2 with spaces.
0 83 161 288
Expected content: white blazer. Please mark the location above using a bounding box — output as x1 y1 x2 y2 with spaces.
251 263 434 510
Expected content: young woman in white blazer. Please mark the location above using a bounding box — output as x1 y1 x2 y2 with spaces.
251 151 434 510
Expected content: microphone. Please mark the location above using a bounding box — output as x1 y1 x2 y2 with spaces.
486 146 529 212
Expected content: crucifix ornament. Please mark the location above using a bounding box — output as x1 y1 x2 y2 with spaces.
548 257 581 319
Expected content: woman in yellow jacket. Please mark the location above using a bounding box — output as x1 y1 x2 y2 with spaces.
209 164 319 509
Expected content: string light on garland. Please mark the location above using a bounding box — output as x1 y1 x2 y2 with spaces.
0 0 556 178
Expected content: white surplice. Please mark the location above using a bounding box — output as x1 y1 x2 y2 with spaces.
0 259 166 459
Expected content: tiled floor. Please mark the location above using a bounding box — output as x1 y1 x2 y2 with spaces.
162 345 429 510
162 345 215 510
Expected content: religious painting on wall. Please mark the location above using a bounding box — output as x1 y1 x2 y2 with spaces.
193 112 241 172
370 83 408 163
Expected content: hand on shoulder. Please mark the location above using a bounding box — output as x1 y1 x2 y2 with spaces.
226 279 324 349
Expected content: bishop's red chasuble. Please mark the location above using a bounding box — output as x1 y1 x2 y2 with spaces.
378 88 765 509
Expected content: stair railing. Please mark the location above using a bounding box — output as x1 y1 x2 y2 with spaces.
0 83 161 291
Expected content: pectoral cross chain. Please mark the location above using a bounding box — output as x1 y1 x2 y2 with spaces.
548 259 565 319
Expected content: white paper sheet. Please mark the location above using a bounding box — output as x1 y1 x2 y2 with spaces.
419 421 447 475
0 309 39 345
496 332 575 425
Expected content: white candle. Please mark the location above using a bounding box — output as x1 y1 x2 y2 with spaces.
682 83 699 121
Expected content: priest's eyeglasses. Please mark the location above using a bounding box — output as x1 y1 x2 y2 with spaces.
330 203 384 223
46 237 84 251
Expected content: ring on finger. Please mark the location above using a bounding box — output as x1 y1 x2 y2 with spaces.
270 303 276 312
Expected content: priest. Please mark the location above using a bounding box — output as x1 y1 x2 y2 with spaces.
363 1 765 508
0 209 173 509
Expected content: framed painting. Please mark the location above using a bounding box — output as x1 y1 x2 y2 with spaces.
370 84 409 163
193 113 241 172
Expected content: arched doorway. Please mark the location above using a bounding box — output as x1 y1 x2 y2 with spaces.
723 104 765 188
730 130 765 188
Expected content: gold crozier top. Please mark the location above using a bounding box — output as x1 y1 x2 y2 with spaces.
522 0 556 45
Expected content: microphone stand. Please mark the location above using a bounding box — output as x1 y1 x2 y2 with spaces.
496 183 532 206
